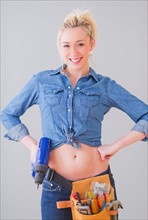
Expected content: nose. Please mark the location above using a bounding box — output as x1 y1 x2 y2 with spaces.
70 46 79 57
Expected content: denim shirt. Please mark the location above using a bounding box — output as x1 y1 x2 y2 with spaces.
0 67 148 150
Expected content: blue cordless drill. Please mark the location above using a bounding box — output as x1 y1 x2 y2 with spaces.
32 137 50 188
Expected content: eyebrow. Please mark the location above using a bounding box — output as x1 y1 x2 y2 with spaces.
61 40 86 44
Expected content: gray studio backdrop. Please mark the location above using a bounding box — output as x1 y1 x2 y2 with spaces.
1 1 147 220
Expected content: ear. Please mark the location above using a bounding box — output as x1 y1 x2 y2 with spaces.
90 38 96 51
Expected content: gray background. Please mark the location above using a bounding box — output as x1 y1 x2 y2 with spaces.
1 1 147 219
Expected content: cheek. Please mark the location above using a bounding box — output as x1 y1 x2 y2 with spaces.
59 48 68 58
82 48 90 57
82 45 91 54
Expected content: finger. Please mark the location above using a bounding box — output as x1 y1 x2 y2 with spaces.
105 155 111 160
98 150 106 161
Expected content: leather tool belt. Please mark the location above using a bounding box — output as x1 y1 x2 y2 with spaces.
54 172 123 220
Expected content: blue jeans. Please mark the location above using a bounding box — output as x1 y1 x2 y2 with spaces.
41 167 117 220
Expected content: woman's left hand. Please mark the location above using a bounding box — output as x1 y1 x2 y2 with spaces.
98 144 119 161
98 131 147 161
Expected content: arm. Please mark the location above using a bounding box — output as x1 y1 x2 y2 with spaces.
98 130 146 160
98 78 148 160
106 78 148 141
20 135 38 163
0 75 39 162
0 75 39 140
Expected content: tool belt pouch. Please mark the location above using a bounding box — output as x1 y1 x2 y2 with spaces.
57 174 121 220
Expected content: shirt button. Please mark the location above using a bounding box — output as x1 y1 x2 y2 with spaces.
69 94 71 98
68 86 71 89
76 87 80 90
68 109 71 112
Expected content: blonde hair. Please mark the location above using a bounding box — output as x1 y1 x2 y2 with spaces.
57 9 97 47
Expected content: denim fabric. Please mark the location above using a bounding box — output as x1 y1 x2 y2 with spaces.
41 167 117 220
0 66 148 149
41 180 72 220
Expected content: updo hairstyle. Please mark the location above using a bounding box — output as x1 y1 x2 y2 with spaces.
57 9 97 47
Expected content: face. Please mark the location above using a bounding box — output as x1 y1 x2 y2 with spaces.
59 26 95 73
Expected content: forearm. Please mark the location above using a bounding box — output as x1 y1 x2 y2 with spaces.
98 131 146 160
113 130 146 151
20 135 38 163
20 135 38 151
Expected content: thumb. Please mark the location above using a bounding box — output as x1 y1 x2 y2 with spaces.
98 148 106 161
98 148 111 161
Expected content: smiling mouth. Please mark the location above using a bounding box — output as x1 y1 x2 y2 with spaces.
69 57 82 64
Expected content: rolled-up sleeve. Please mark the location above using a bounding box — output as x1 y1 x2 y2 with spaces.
4 123 30 142
106 79 148 141
0 75 39 141
131 119 148 141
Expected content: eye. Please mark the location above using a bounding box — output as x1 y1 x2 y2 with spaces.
63 44 70 48
78 43 84 46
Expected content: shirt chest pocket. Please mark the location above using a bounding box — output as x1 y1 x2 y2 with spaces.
80 90 102 107
44 87 64 107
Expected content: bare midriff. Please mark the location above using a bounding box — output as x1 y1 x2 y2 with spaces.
48 143 108 181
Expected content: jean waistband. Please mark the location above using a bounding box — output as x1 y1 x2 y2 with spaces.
95 166 111 177
45 166 111 191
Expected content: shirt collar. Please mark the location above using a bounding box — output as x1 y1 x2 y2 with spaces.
89 68 99 82
48 66 62 76
49 66 99 82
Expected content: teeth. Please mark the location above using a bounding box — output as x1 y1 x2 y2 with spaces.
70 58 81 63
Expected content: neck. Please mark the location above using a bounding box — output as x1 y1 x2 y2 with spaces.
66 66 90 78
65 66 90 88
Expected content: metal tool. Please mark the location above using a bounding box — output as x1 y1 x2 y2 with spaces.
106 200 123 220
77 204 92 215
106 200 123 210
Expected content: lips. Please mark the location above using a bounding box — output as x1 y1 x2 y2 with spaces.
69 57 82 64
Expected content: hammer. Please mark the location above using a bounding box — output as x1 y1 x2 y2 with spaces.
106 200 123 220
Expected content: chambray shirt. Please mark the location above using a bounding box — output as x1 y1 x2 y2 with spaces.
0 67 148 150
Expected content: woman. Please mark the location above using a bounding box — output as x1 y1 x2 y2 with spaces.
0 9 148 220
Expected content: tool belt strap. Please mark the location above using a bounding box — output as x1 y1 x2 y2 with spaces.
57 201 72 209
57 201 118 217
57 201 118 216
108 210 118 215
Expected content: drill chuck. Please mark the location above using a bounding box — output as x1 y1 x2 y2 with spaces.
34 164 48 184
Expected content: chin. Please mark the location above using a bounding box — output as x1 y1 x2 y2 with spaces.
69 63 84 71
